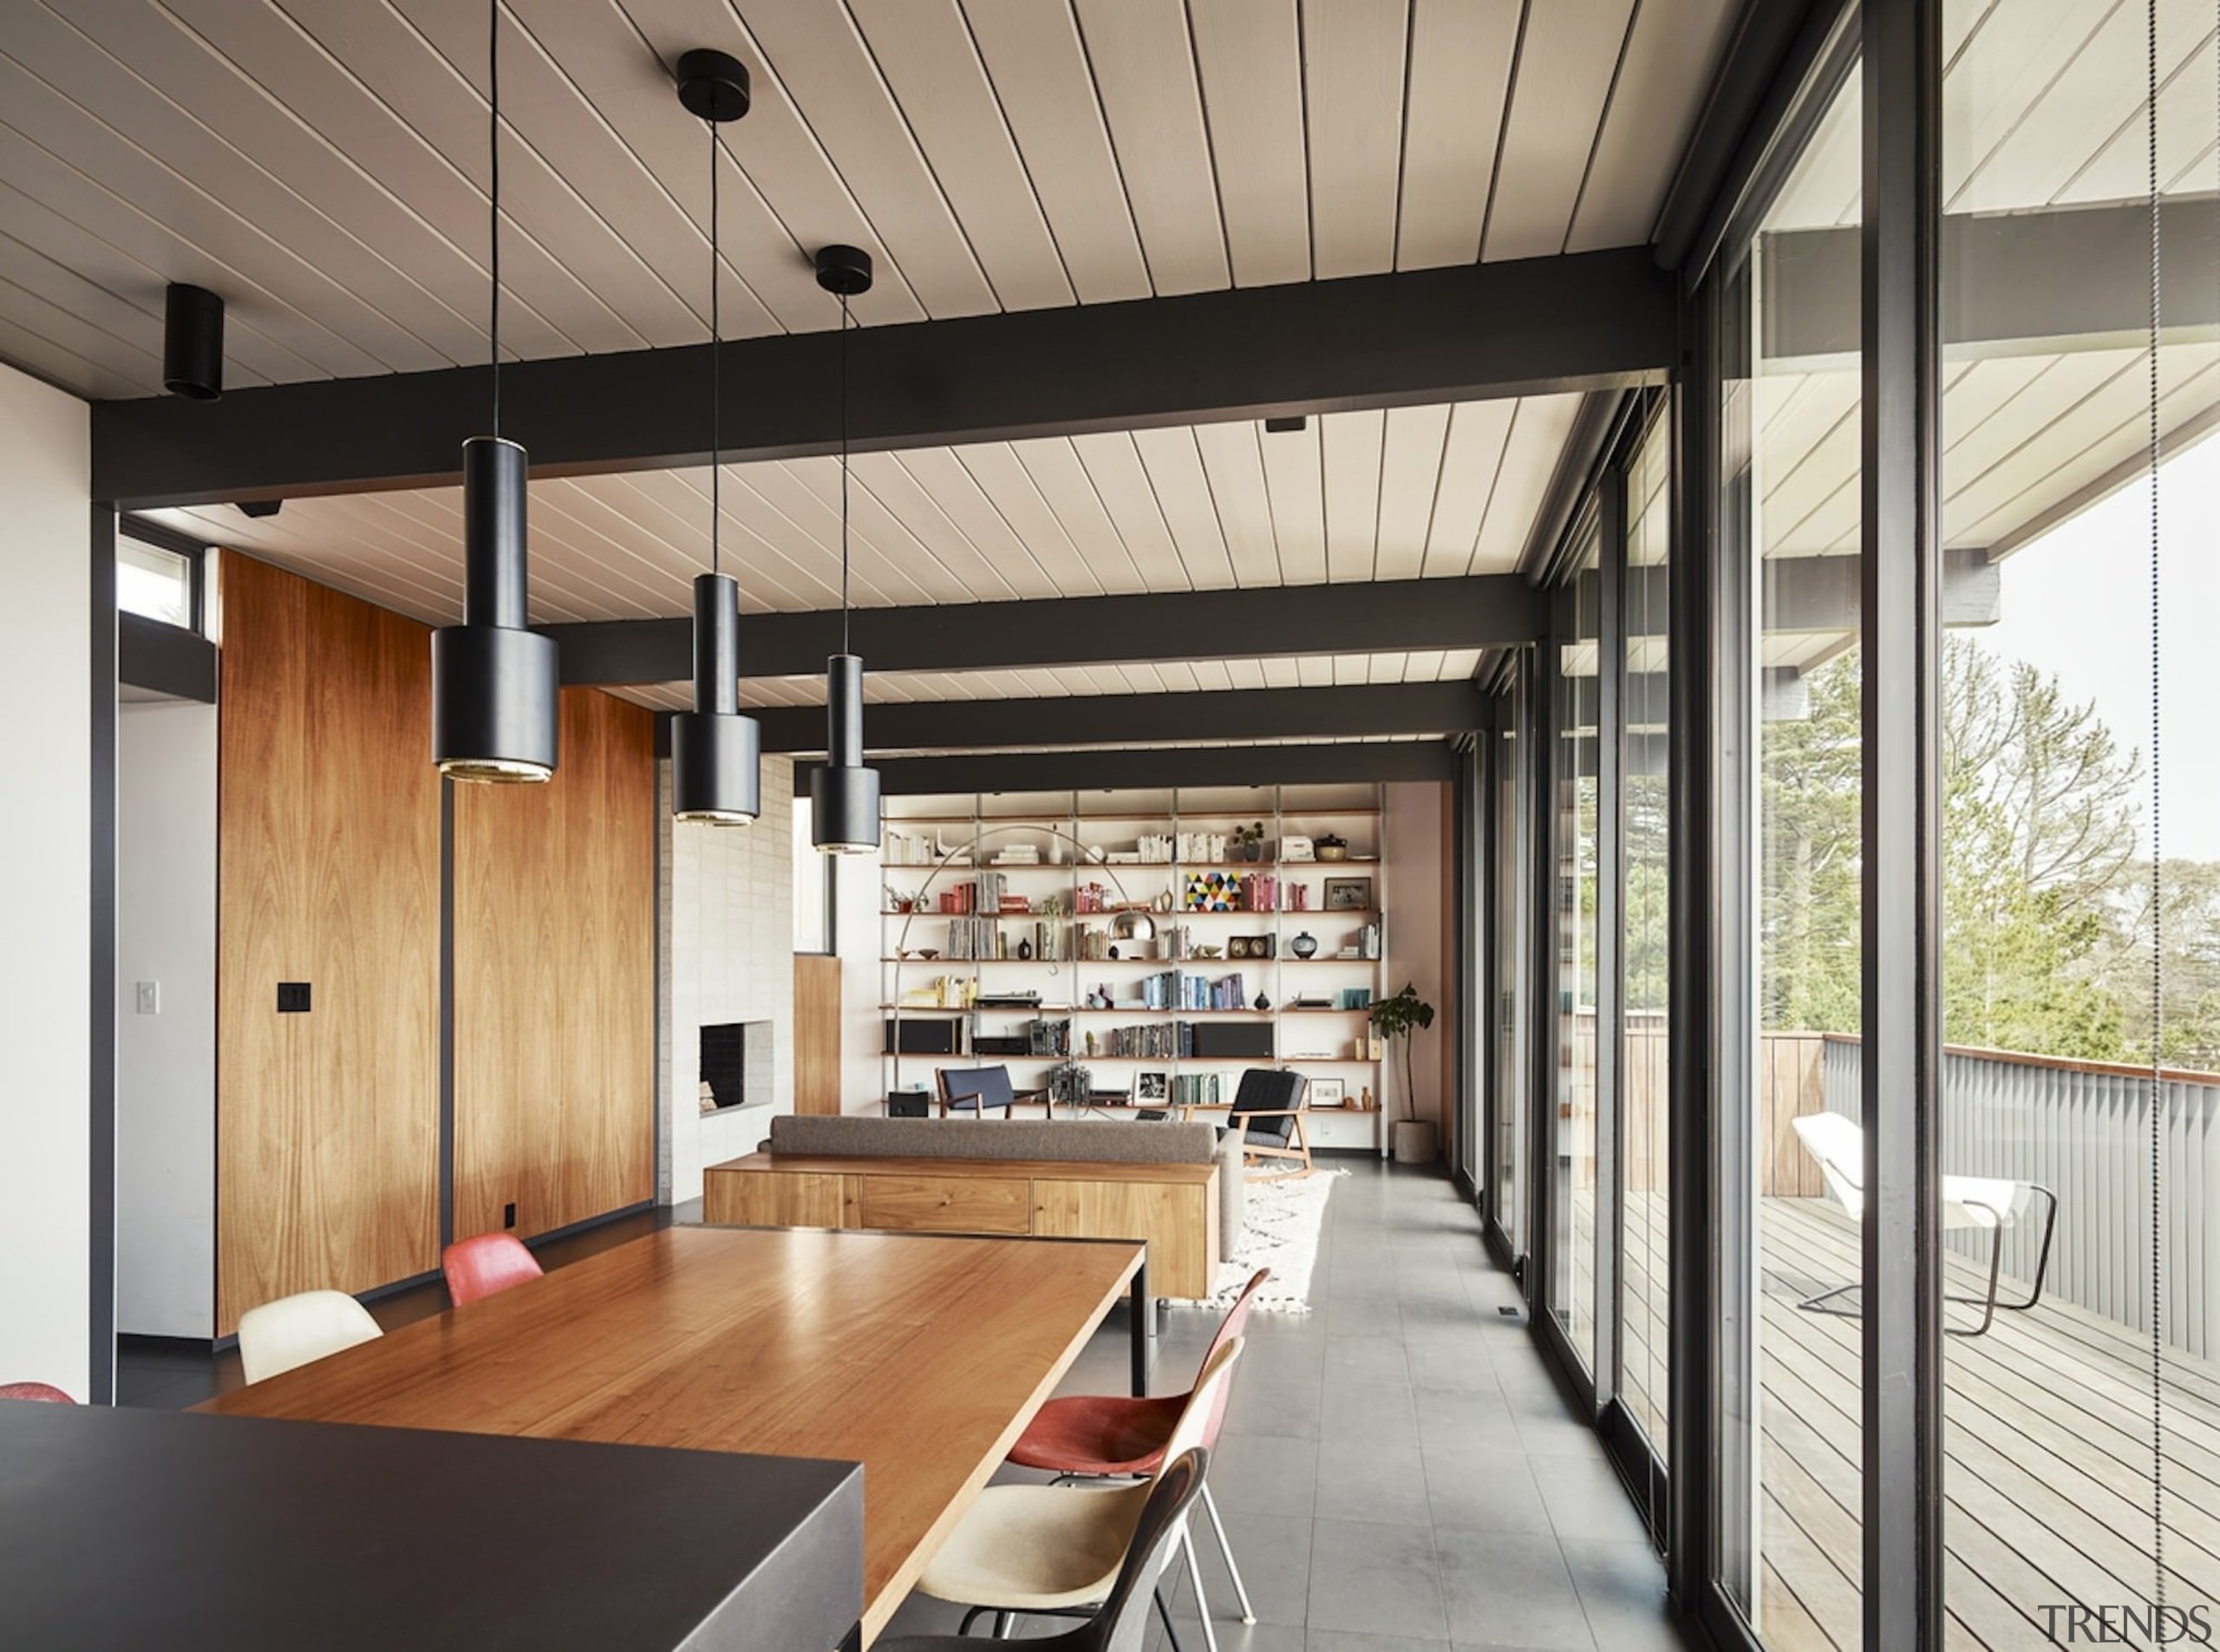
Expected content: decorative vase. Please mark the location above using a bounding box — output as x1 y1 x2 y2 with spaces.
1243 841 1262 862
1290 931 1318 959
1255 991 1270 1011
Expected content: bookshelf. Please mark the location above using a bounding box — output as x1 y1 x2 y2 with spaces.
878 783 1388 1154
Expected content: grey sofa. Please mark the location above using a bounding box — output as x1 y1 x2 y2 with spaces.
763 1114 1245 1257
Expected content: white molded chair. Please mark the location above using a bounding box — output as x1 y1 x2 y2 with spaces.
1790 1111 2059 1336
916 1337 1245 1645
237 1290 383 1383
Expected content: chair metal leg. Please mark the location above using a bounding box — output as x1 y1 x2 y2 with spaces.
1153 1586 1185 1652
1198 1482 1256 1624
1795 1281 1862 1317
992 1610 1015 1638
1179 1520 1221 1652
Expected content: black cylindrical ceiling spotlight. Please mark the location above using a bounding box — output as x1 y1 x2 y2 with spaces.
163 283 224 400
432 0 558 784
809 243 880 855
669 46 760 826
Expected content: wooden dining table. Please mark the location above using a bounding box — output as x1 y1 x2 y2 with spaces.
206 1224 1147 1648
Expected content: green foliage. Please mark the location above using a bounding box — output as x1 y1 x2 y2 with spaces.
1369 983 1435 1124
1758 636 2209 1067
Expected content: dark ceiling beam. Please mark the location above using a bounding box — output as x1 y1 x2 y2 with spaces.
552 576 1544 686
1763 198 2220 363
749 680 1484 755
795 741 1454 796
91 250 1677 509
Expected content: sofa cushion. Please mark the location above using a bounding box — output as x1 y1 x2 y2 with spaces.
767 1113 1218 1166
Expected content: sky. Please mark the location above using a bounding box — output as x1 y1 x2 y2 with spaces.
1975 430 2220 864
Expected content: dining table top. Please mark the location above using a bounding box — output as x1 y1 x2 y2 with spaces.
205 1223 1145 1646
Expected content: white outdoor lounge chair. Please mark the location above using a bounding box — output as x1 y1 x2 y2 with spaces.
1789 1111 2060 1337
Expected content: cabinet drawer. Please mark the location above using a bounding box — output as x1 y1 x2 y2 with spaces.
704 1170 856 1229
859 1173 1033 1236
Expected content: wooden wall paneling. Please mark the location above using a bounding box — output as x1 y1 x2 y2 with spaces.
216 553 441 1335
453 688 656 1241
794 953 844 1115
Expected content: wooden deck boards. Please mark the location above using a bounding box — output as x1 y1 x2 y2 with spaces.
1734 1198 2199 1650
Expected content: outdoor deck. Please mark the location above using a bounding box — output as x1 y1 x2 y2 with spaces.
1616 1194 2213 1649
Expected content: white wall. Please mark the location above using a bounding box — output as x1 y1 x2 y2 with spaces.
114 700 218 1339
0 362 92 1395
659 756 796 1204
835 845 885 1114
1382 781 1450 1134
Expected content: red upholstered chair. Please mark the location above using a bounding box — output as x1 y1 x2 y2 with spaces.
1009 1268 1271 1630
442 1233 544 1307
0 1381 75 1403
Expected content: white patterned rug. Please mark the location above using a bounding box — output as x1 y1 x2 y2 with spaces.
1179 1168 1344 1313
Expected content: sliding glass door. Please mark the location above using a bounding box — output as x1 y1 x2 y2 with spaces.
1491 662 1531 1263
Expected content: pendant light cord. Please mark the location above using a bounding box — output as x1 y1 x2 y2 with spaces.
840 291 852 655
488 0 500 439
708 118 721 577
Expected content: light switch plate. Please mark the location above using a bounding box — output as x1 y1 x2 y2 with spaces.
135 981 160 1015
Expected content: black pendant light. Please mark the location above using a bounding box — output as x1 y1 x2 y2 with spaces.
809 245 879 854
432 0 558 784
669 49 760 827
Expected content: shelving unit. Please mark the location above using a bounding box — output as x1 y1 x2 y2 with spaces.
877 784 1388 1154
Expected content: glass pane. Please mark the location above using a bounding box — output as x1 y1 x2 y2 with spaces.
1715 62 1864 1643
119 537 192 629
1941 3 2217 1643
1493 664 1529 1254
1551 519 1603 1374
1622 411 1671 1452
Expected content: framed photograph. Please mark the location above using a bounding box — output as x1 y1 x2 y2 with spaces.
1308 1077 1347 1109
1324 876 1373 911
1137 1070 1169 1102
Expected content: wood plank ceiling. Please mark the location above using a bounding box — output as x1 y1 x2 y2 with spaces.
0 0 1739 402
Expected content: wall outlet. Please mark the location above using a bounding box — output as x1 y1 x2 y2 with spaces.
277 982 311 1014
135 981 160 1015
503 1202 516 1230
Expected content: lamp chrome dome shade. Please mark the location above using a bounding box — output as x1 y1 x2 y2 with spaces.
671 572 759 825
433 436 558 783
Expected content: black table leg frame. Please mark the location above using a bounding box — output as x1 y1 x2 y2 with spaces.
1129 1257 1151 1397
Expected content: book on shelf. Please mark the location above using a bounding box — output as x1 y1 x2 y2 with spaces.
1139 970 1249 1012
1170 1071 1227 1108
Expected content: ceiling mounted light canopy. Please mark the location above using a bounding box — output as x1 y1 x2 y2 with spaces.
809 244 880 855
669 46 761 827
433 0 558 785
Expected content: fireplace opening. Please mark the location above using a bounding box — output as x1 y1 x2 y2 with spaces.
699 1020 772 1115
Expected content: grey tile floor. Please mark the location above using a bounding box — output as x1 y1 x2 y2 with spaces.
879 1160 1691 1651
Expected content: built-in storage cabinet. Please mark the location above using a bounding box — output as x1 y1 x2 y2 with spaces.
879 785 1386 1153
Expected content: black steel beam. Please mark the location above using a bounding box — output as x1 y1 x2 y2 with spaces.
749 681 1483 755
92 250 1678 510
553 577 1544 686
795 741 1454 796
1766 197 2220 364
117 613 217 704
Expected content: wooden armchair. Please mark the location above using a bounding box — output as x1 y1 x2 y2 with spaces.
1224 1068 1313 1179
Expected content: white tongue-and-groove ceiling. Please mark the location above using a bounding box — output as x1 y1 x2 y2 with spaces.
1 0 1738 401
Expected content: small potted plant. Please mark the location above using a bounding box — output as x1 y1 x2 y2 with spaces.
1235 821 1267 861
1368 983 1437 1163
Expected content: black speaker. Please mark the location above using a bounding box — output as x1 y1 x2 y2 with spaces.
884 1017 958 1055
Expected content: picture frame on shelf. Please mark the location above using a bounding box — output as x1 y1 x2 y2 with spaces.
1309 1077 1347 1109
1137 1070 1168 1102
1324 876 1373 911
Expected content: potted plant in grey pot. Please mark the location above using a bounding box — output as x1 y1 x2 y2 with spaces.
1369 983 1437 1163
